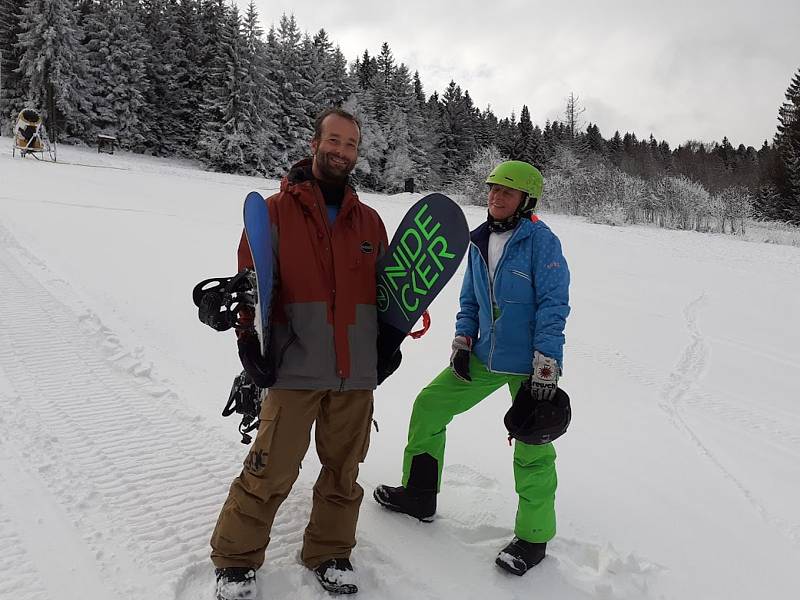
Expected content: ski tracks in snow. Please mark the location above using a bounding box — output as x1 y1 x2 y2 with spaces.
0 225 245 599
0 218 663 600
658 293 800 547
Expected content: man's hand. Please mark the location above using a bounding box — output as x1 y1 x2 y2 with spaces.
377 348 402 385
450 335 472 382
530 351 559 401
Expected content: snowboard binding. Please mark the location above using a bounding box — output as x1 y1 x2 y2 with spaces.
223 370 265 444
192 270 256 332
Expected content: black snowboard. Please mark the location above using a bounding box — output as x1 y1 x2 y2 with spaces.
376 193 470 360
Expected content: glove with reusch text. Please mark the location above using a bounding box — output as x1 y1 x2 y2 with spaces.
530 351 559 401
450 335 473 382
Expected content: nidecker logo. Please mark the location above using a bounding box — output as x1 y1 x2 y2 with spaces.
360 241 374 254
377 202 456 320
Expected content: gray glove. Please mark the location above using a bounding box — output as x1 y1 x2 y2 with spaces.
530 351 559 401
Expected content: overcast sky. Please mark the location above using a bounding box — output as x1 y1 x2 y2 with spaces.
239 0 800 148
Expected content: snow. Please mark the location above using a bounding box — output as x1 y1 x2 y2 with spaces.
1 139 799 600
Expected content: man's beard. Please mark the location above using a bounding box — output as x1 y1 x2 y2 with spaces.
314 149 356 183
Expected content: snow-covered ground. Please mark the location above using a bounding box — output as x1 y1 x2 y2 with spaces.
1 140 798 600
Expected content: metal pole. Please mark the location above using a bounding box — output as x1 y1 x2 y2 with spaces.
49 81 57 162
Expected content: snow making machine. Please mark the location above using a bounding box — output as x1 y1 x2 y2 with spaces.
12 108 54 160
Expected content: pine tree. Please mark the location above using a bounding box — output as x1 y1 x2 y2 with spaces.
512 105 544 167
421 91 445 185
17 0 94 140
607 130 623 166
270 14 314 167
356 49 377 90
437 81 477 185
138 0 186 153
199 3 263 173
585 123 606 158
371 42 394 123
473 106 498 150
173 0 205 154
774 67 800 223
84 0 150 149
393 63 429 185
343 89 387 189
329 46 352 106
242 0 279 174
0 0 26 133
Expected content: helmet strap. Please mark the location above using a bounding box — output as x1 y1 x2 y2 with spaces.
487 194 537 232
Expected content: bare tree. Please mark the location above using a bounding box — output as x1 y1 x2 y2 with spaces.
564 92 586 139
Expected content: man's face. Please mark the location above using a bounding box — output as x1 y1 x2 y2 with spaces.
311 114 360 183
487 184 526 220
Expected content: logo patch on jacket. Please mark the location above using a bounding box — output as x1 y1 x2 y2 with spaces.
360 241 374 254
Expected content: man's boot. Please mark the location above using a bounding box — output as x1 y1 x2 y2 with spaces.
215 567 257 600
373 453 437 522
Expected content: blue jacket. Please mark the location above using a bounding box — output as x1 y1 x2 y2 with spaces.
455 217 570 375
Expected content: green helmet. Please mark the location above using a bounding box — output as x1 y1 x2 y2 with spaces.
485 160 544 200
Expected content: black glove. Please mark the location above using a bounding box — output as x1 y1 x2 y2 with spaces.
237 331 276 388
377 348 402 385
450 335 472 382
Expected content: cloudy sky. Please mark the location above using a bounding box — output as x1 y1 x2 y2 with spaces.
240 0 800 148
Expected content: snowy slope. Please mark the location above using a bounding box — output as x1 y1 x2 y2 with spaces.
1 141 798 600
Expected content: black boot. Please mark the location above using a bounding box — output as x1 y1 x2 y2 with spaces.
313 558 358 595
495 537 547 576
373 453 437 522
373 484 436 521
214 567 257 600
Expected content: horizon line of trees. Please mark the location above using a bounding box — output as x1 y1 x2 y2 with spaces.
1 0 798 225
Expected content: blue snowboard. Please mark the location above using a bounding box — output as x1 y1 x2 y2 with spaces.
243 191 273 357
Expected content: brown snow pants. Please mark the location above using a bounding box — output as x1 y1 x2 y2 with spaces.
210 388 374 570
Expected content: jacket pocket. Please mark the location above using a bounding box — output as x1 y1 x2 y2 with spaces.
504 268 534 304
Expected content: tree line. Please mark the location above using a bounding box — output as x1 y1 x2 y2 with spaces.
1 1 798 225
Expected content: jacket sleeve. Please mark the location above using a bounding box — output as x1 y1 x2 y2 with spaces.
455 250 480 339
532 230 571 367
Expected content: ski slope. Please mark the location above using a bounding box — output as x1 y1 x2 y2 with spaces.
1 141 798 600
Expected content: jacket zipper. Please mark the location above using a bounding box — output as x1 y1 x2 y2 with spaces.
477 229 519 371
316 193 345 386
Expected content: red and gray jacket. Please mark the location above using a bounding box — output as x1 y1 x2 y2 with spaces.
237 159 388 390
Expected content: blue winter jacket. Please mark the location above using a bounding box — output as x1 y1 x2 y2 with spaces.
455 216 570 374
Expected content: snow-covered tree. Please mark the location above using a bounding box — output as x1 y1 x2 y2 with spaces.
775 67 800 223
458 145 505 205
0 0 27 133
84 0 150 149
343 91 387 188
199 4 263 173
17 0 93 139
270 14 314 167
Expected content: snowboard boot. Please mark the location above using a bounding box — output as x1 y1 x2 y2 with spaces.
313 558 358 595
495 537 547 576
373 453 438 522
215 567 257 600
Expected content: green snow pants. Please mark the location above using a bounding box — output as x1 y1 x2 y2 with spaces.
401 354 557 543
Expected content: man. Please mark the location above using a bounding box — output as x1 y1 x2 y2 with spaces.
374 160 570 576
211 108 397 599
